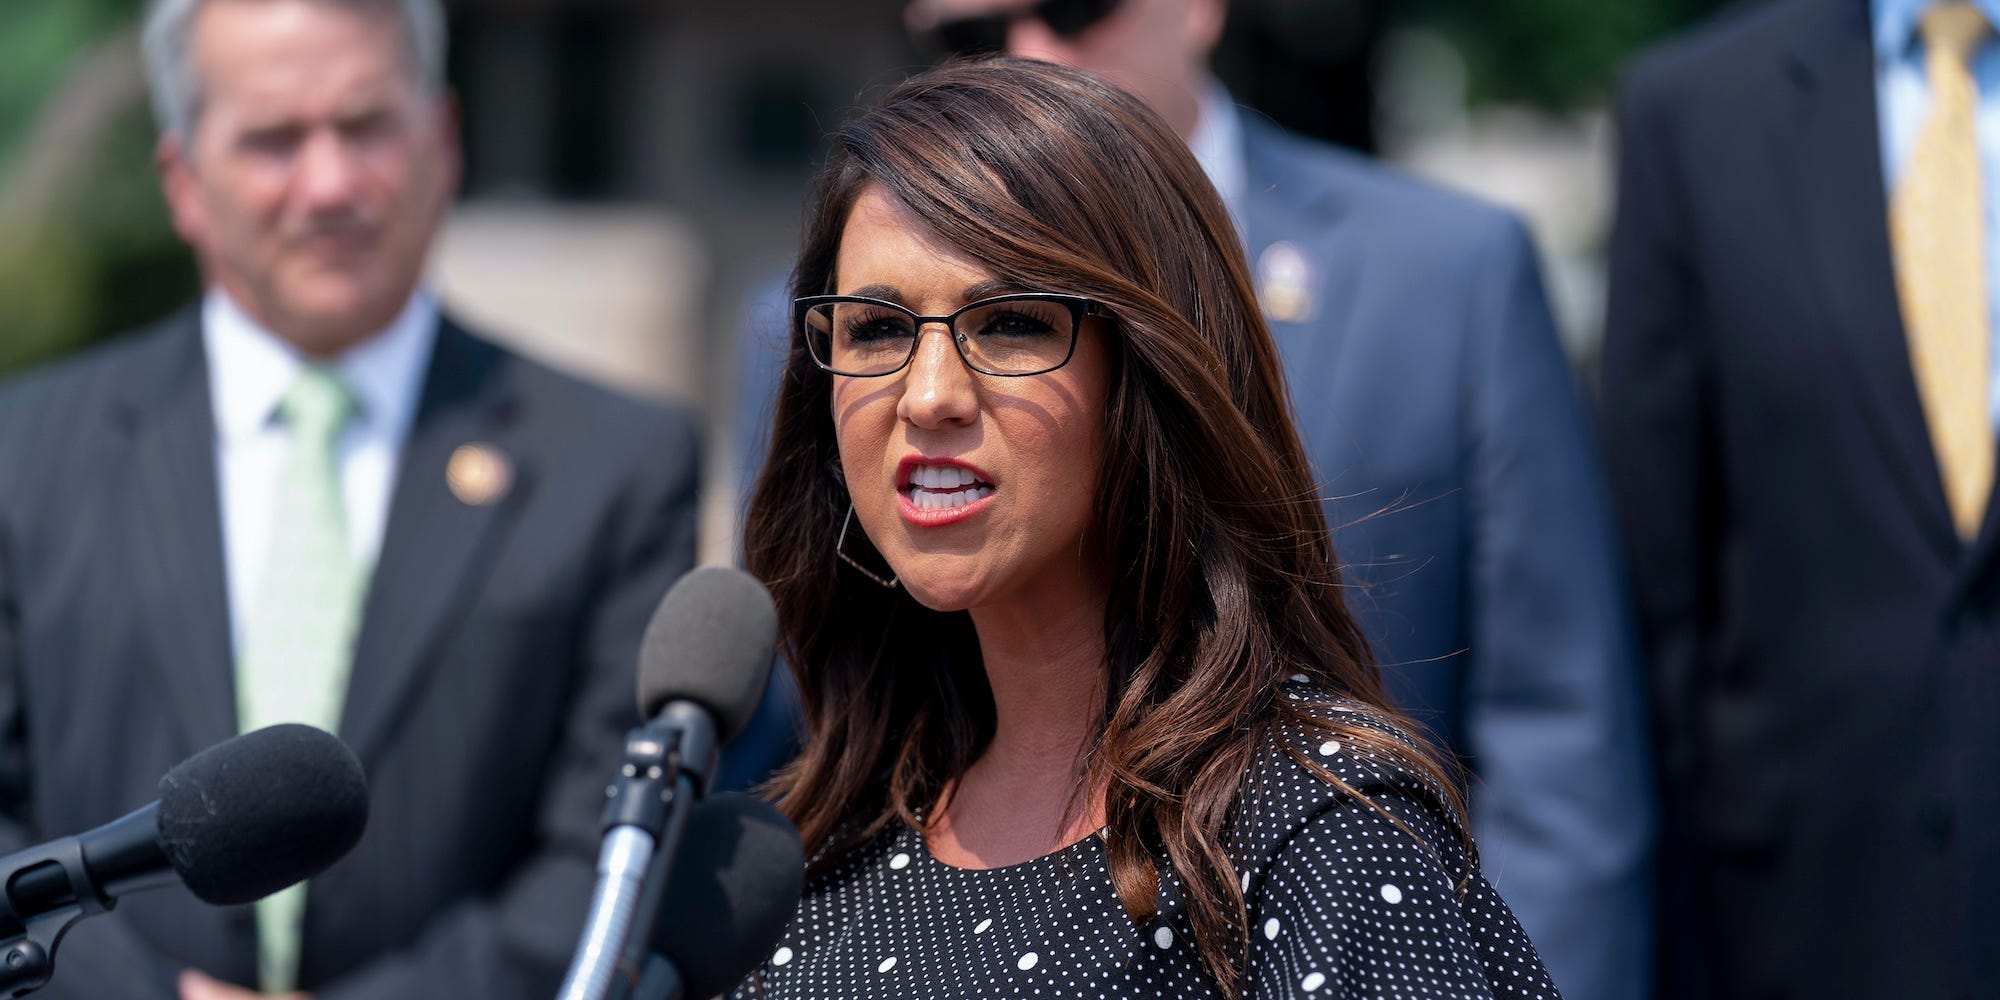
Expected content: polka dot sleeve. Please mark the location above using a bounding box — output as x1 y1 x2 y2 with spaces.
1246 786 1561 999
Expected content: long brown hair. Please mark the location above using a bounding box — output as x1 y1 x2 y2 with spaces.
743 57 1464 996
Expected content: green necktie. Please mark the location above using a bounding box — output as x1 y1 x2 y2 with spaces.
237 366 365 994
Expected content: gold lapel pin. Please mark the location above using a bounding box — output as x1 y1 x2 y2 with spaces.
447 442 512 507
1256 240 1318 324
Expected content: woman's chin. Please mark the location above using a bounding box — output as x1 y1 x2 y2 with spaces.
893 571 986 614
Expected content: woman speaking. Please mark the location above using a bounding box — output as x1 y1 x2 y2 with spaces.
736 58 1558 999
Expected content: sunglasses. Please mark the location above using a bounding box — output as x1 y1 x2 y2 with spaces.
919 0 1125 58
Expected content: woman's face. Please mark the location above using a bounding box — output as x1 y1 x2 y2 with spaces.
829 185 1113 615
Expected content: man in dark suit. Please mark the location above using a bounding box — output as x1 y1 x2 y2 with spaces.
0 0 700 997
1603 0 2000 995
729 3 1655 996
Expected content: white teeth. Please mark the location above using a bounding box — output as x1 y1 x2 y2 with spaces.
910 464 978 490
911 485 993 512
905 463 992 513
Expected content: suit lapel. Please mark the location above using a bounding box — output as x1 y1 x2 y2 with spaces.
116 312 240 753
1784 0 1959 559
1240 119 1364 378
339 320 529 764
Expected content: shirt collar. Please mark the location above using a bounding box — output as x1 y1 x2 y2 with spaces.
1186 80 1248 232
203 286 438 445
1875 0 2000 62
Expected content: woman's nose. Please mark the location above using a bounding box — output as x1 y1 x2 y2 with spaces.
897 323 979 428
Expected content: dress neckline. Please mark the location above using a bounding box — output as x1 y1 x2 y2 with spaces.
895 820 1109 875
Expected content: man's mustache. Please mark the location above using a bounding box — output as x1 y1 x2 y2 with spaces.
289 212 375 246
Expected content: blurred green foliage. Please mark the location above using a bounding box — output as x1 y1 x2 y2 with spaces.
0 2 129 144
1421 0 1732 111
0 0 194 378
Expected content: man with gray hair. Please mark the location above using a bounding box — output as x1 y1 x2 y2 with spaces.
0 0 701 997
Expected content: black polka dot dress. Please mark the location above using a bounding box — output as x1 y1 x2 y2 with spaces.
731 686 1561 998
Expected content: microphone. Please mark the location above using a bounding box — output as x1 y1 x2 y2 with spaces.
630 793 803 1000
636 564 782 754
558 567 778 1000
0 724 369 996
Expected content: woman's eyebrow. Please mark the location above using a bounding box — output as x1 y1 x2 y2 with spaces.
960 278 1034 301
842 283 903 302
836 280 1035 308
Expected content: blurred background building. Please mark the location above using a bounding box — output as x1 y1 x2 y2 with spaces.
0 0 1728 558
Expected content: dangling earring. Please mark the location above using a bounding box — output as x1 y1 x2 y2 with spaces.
837 504 899 589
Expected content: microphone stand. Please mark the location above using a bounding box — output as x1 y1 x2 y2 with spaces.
605 786 693 998
559 702 716 1000
0 837 119 997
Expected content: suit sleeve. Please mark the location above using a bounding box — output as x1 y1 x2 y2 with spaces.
1599 64 1717 798
1457 216 1655 1000
312 412 702 1000
0 402 184 1000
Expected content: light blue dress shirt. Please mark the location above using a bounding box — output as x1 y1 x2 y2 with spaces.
1873 0 2000 423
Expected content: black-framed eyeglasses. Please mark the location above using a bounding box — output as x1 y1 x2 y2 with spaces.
916 0 1124 58
797 292 1105 377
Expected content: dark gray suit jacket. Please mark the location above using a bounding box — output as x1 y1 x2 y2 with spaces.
1604 1 2000 995
0 308 701 998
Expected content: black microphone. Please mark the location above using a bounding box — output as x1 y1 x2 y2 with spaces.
635 564 781 755
558 567 778 1000
632 793 804 1000
0 724 369 996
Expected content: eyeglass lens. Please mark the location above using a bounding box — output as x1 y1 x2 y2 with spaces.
805 297 1079 376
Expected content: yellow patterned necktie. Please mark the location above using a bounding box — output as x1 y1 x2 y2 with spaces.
1892 1 1995 541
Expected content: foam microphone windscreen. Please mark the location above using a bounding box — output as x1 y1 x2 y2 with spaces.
156 723 370 906
650 793 804 998
636 566 778 743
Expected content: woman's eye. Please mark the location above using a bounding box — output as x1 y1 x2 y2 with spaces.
975 309 1060 339
842 315 913 344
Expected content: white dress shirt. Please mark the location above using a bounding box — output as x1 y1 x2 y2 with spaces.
203 287 438 657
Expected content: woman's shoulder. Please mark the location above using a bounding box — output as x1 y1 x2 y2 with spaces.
1229 682 1564 998
1231 679 1469 878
